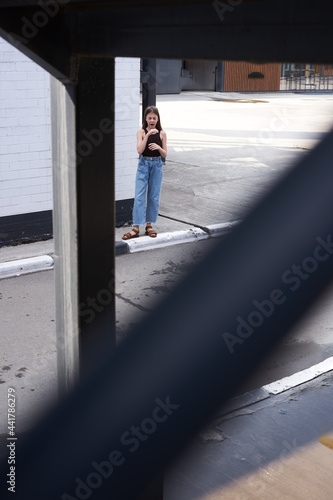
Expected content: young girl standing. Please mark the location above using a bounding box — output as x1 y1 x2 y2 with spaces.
122 106 167 240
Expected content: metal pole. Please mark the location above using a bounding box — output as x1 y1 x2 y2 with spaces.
141 58 157 122
76 57 116 378
51 77 80 395
216 61 225 92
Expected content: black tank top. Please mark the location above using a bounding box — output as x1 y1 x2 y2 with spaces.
142 129 162 157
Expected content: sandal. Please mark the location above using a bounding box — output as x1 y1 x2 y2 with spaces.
145 225 157 238
122 227 139 240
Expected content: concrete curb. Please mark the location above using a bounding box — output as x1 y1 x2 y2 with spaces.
126 226 209 253
119 220 240 255
0 255 54 279
204 220 240 238
0 222 238 279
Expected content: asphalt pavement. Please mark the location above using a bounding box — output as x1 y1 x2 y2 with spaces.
165 371 333 500
1 91 333 498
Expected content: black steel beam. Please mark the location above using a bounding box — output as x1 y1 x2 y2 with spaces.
141 58 157 122
0 6 73 82
75 57 116 378
0 1 277 9
69 0 333 63
2 1 333 71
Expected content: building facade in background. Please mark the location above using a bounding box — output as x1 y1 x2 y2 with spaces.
156 59 333 93
0 37 140 246
156 59 281 93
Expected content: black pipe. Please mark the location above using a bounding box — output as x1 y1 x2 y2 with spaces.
141 58 157 123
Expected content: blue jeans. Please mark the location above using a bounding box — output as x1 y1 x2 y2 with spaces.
132 155 163 226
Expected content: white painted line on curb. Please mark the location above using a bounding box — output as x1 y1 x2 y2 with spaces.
127 227 209 253
0 255 54 279
263 356 333 395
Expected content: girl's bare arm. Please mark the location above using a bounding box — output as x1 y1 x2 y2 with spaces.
137 128 158 154
147 130 167 158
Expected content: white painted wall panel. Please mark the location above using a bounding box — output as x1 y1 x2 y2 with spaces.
0 39 140 220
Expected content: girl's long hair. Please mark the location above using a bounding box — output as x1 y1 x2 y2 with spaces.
142 106 162 131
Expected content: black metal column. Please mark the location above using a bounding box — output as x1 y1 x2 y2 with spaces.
141 58 157 121
76 57 116 377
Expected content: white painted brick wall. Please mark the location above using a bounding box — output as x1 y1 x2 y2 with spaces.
115 57 141 202
0 37 52 217
0 39 140 218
